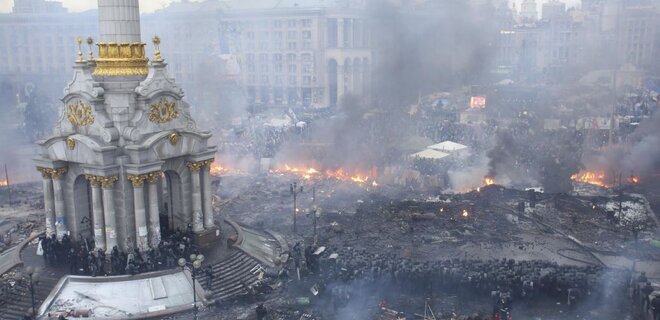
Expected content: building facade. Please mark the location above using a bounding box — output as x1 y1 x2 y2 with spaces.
34 0 218 252
219 1 372 107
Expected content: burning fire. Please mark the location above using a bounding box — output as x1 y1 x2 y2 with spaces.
627 176 640 184
570 171 610 188
484 177 495 186
272 164 378 186
210 162 230 176
0 179 7 187
462 209 469 217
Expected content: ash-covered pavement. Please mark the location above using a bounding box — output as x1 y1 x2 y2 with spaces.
183 174 660 320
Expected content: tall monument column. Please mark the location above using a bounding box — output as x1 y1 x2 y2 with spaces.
101 176 119 251
87 175 106 250
146 172 162 248
51 168 68 238
202 160 214 229
187 161 204 232
129 174 148 251
98 0 141 43
37 168 56 237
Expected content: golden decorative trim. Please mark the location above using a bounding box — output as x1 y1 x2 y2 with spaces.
152 36 163 62
127 174 146 188
202 159 214 171
66 100 95 127
50 168 67 180
66 137 76 150
93 42 149 76
148 98 179 123
146 171 162 184
186 161 205 172
86 37 94 61
100 176 118 189
37 167 52 179
76 36 85 62
85 175 101 187
169 132 180 145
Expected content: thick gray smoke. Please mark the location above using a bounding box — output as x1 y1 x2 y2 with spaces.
276 0 499 169
582 109 660 180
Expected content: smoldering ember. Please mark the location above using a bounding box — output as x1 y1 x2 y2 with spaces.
0 1 660 320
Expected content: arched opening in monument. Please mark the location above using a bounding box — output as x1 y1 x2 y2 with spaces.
72 175 93 244
328 58 338 106
162 170 184 235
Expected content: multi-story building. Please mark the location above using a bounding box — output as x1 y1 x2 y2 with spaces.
219 1 371 107
0 1 97 96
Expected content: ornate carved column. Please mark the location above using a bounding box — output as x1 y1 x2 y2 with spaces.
146 171 162 248
128 174 148 251
86 175 106 250
201 160 214 229
51 168 68 239
186 161 204 233
337 18 344 48
37 168 56 237
337 65 345 103
101 176 118 251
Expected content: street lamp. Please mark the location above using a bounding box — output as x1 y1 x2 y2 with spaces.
290 182 303 233
20 266 40 318
178 254 204 320
308 205 322 245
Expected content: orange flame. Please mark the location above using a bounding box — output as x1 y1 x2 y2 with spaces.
627 176 640 184
272 164 378 185
0 179 7 187
462 209 469 217
570 171 610 188
210 162 230 176
484 177 495 186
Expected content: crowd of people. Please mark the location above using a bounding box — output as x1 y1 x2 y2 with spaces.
38 225 204 276
284 246 633 319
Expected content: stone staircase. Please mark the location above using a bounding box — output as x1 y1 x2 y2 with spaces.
0 269 61 320
196 250 263 303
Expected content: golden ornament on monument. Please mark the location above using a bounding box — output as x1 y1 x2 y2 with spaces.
148 98 179 123
66 101 95 127
66 137 76 150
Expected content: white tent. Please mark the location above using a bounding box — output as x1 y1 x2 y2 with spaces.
410 149 450 160
427 141 468 153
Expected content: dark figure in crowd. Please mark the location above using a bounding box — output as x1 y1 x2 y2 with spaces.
256 303 268 320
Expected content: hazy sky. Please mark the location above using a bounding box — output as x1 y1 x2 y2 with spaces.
0 0 202 13
0 0 580 14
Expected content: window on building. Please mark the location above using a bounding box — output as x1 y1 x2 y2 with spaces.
275 75 283 84
259 54 268 61
288 41 297 50
261 64 269 72
288 75 297 86
261 75 269 84
287 19 296 28
301 53 312 61
302 19 312 27
274 53 283 61
288 31 296 40
273 20 282 28
303 41 311 49
303 75 312 85
275 62 283 73
302 31 311 40
246 31 255 40
303 64 312 74
288 64 297 73
287 53 296 62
